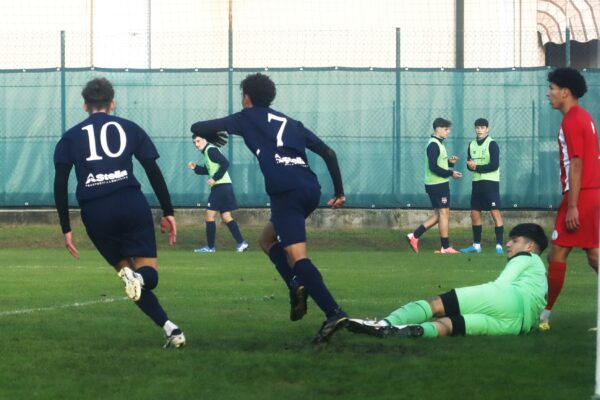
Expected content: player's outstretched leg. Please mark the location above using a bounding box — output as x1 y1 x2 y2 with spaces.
347 319 424 339
123 266 185 348
293 259 348 343
269 243 308 321
225 220 248 252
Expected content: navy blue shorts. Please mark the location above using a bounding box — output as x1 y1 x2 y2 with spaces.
425 182 450 209
471 180 501 211
270 186 320 247
80 187 157 266
207 183 238 212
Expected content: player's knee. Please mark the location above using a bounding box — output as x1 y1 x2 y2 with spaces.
137 266 159 290
427 296 445 317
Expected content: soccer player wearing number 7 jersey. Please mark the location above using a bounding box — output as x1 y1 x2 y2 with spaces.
53 77 185 348
190 73 348 343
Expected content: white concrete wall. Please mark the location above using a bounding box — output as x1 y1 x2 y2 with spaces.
0 0 545 69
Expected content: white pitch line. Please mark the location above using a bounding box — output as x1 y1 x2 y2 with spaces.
0 297 127 317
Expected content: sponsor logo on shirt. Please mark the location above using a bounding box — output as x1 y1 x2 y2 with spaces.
85 169 128 187
274 153 307 167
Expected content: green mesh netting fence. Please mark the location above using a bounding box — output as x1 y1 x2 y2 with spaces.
1 67 598 209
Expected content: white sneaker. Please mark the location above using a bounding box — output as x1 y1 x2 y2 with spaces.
118 267 142 301
236 241 249 252
164 329 186 348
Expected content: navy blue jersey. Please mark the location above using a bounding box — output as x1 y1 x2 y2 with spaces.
191 107 325 195
54 112 159 203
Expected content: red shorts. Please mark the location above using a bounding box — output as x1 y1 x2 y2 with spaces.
552 188 600 249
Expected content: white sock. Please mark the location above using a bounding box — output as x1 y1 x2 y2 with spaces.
163 320 179 336
496 243 503 249
473 243 481 249
540 309 551 322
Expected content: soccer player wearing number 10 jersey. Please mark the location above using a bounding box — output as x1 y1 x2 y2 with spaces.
191 73 348 343
53 78 185 348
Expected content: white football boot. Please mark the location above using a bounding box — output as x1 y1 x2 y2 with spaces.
118 267 142 301
164 329 186 349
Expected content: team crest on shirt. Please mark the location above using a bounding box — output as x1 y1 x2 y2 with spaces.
551 230 558 240
491 202 496 207
441 197 448 205
85 169 128 187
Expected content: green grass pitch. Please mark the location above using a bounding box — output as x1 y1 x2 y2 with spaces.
0 225 596 399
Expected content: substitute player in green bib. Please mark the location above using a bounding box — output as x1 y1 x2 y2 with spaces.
349 223 548 338
406 117 462 254
461 118 504 254
188 135 248 253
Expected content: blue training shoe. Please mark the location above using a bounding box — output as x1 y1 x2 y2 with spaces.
495 245 504 254
194 246 216 253
460 245 482 254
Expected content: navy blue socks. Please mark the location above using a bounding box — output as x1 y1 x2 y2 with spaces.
414 224 426 239
472 224 482 244
440 237 450 249
268 243 293 288
293 258 339 317
133 267 167 327
226 220 244 244
206 221 216 248
495 226 504 246
136 266 158 289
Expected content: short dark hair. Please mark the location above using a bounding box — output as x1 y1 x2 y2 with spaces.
509 223 548 254
240 73 276 107
433 117 451 129
82 77 114 111
474 118 488 127
547 67 587 99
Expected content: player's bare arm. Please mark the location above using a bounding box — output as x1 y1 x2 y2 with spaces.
160 215 177 245
566 156 582 231
63 231 80 259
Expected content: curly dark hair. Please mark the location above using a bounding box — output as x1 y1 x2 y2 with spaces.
82 77 114 111
240 73 276 107
547 67 587 99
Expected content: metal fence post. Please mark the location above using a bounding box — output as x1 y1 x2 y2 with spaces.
60 30 66 135
394 27 401 197
227 0 234 162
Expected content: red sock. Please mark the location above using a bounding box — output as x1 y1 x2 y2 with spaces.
546 261 567 311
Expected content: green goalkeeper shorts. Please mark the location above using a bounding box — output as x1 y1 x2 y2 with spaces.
455 283 524 336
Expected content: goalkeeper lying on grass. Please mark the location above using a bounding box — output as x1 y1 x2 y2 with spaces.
348 223 548 338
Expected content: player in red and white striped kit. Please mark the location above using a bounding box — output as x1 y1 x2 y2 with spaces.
539 67 600 330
